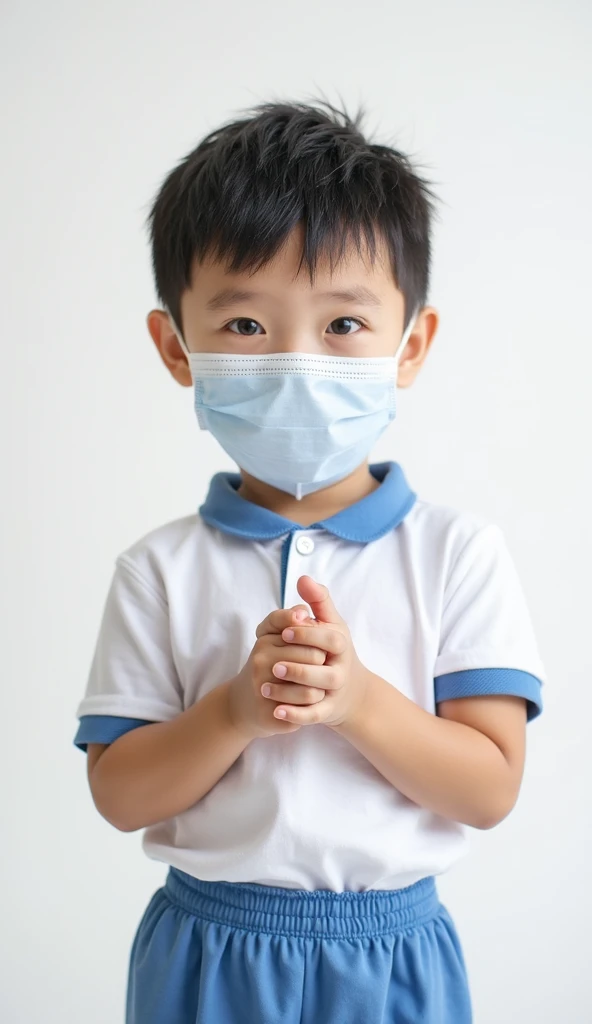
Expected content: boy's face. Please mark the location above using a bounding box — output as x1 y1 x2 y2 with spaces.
148 227 438 389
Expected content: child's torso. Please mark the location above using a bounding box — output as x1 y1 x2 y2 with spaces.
140 505 467 892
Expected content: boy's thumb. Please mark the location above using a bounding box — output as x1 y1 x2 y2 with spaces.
296 576 342 625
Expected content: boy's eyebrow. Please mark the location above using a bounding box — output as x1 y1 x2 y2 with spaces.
205 289 262 311
318 287 382 306
205 285 382 311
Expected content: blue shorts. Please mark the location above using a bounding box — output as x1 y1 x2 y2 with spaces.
127 869 472 1023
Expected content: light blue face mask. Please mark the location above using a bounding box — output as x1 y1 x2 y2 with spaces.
175 318 416 500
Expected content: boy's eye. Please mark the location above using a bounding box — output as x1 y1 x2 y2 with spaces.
227 318 264 336
226 316 364 337
326 317 363 336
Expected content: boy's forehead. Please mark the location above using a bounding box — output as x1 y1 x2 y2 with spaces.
187 229 400 304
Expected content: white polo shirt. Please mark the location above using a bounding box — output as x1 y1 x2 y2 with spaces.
75 462 544 892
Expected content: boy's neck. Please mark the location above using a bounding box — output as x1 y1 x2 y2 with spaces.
236 462 380 527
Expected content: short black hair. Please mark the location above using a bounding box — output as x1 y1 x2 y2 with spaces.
148 99 437 333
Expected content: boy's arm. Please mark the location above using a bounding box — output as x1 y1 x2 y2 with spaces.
85 602 320 833
259 565 541 830
77 556 280 834
334 682 526 829
87 681 250 832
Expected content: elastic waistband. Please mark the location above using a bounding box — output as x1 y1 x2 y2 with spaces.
165 869 439 940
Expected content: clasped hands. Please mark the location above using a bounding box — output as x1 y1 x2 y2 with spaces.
228 575 371 739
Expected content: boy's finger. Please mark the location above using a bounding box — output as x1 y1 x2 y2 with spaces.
271 661 341 690
281 624 347 656
261 681 325 705
273 700 332 725
268 641 327 666
256 605 313 638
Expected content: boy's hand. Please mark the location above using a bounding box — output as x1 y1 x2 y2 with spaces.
227 605 327 740
258 576 370 729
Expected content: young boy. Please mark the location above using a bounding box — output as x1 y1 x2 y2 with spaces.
75 100 544 1023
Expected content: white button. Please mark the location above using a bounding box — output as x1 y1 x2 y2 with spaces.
295 535 315 556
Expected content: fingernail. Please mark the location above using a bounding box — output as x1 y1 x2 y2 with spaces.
283 629 295 641
273 664 287 678
275 708 287 718
293 610 306 622
261 684 272 697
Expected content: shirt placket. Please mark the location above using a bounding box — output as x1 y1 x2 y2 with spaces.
281 530 320 608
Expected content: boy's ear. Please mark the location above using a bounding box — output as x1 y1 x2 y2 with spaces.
146 310 192 387
397 307 439 388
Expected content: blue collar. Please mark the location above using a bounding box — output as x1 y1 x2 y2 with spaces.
199 462 416 543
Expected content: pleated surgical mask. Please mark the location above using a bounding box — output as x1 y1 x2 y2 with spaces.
174 317 415 499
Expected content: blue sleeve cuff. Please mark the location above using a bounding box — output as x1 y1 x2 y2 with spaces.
74 715 154 752
434 668 543 721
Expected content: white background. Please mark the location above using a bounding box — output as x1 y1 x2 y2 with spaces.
2 1 591 1021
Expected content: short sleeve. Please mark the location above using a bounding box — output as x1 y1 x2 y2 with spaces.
74 555 183 747
434 525 545 720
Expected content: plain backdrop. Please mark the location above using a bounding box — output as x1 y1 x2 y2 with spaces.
2 1 591 1021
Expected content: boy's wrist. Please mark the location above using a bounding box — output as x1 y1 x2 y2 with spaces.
331 670 393 740
220 678 258 745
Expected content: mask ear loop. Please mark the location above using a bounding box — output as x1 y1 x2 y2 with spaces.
166 310 191 360
167 311 209 427
394 311 418 363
